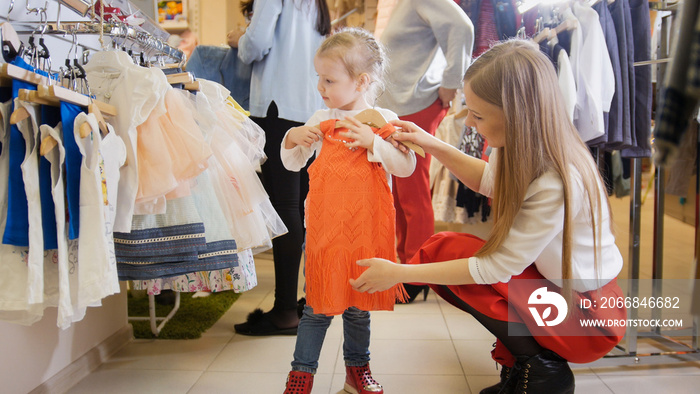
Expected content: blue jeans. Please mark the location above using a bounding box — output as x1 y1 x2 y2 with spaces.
291 304 371 374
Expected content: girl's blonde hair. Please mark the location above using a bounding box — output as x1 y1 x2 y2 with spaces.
467 39 612 298
316 27 387 103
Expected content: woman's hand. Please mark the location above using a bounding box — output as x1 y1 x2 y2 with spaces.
389 119 437 153
350 258 402 294
338 116 376 151
286 126 323 149
226 26 245 48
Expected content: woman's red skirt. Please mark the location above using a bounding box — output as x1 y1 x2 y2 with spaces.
409 232 626 367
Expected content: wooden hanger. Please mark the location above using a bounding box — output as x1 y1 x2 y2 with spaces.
36 84 117 116
15 87 115 154
3 66 52 124
184 80 200 91
15 89 60 156
1 22 23 60
78 103 109 138
40 133 59 156
533 27 551 44
554 18 578 35
40 104 108 156
314 109 426 157
9 106 30 124
354 108 425 157
18 88 54 105
1 63 53 86
166 72 194 85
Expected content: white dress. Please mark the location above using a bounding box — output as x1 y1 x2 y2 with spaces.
39 122 83 328
567 4 615 142
100 125 127 295
85 50 171 232
15 100 47 305
0 100 57 325
194 81 287 251
74 113 119 307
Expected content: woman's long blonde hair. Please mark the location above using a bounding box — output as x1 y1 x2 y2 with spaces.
467 39 612 296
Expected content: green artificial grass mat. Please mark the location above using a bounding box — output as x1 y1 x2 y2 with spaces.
128 291 241 339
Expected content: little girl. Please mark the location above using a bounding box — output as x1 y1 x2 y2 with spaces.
280 28 416 394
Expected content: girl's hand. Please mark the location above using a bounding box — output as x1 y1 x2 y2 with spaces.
286 125 323 149
350 258 402 294
338 116 375 151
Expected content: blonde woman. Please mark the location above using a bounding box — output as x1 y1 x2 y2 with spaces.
350 39 626 394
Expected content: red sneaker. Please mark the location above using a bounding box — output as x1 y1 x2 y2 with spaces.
284 370 314 394
344 364 384 394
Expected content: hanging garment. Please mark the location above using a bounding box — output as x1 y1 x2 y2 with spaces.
85 50 172 232
60 101 84 240
74 113 120 307
134 88 212 208
188 170 239 270
623 0 652 158
114 195 207 280
100 124 127 295
569 2 615 143
38 105 60 250
194 80 286 251
3 57 39 247
469 0 519 58
0 97 58 326
554 43 577 122
185 46 252 110
130 170 241 293
608 0 636 152
588 0 624 150
537 38 577 122
305 119 406 316
665 120 698 197
15 100 49 305
39 122 84 329
431 114 490 224
131 248 258 294
455 125 490 223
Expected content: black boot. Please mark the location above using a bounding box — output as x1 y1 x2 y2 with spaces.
479 364 519 394
398 284 429 304
512 350 574 394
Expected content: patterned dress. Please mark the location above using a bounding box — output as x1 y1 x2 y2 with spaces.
304 119 406 316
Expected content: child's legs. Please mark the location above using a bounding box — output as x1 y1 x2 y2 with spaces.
292 304 333 373
342 307 371 366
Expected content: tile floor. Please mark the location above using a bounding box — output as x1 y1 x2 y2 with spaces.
67 192 700 394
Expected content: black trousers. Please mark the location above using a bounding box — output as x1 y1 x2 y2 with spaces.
251 102 312 312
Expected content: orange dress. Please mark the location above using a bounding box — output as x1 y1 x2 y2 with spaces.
305 119 406 316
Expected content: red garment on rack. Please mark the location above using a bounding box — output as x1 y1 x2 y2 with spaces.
474 0 499 57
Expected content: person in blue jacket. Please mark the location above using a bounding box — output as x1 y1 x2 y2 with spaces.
227 0 331 336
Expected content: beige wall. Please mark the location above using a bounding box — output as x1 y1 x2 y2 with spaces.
197 0 246 46
0 288 129 393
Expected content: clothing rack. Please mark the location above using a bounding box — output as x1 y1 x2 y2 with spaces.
612 2 700 360
16 21 185 65
128 292 181 337
3 3 184 336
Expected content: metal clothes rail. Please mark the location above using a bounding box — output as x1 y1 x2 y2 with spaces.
610 0 699 361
